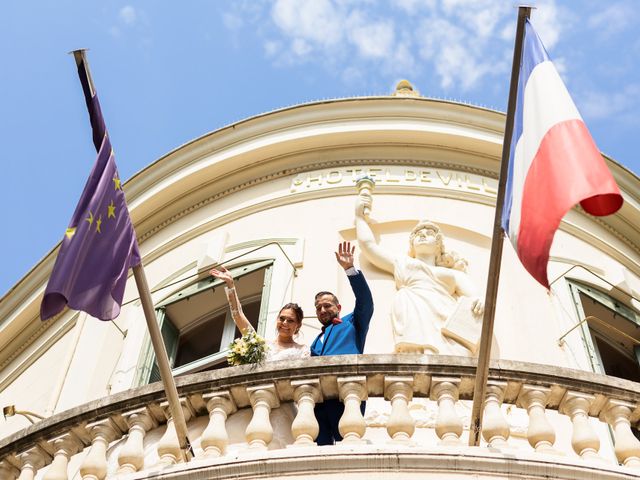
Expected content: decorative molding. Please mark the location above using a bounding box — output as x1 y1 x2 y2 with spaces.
226 238 300 253
137 157 498 243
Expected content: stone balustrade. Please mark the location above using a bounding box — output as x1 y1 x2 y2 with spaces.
1 355 639 480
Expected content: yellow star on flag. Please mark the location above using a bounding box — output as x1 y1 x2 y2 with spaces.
113 176 121 190
65 227 77 240
96 215 102 233
107 200 116 219
86 211 94 226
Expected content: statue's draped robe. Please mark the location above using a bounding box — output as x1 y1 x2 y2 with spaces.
392 255 469 355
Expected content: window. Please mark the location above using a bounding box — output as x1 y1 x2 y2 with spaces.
569 281 640 383
136 260 273 385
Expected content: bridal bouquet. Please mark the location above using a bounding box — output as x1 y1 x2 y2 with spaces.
227 330 268 366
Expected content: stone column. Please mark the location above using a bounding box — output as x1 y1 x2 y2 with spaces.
338 376 368 444
384 376 415 443
517 386 557 453
431 377 463 445
43 434 81 480
560 392 601 461
245 384 279 450
80 420 119 480
601 400 640 468
481 382 510 447
291 379 322 446
117 408 157 473
200 392 236 457
157 401 193 466
16 449 45 480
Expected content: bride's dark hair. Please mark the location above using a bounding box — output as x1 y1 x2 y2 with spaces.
279 303 304 324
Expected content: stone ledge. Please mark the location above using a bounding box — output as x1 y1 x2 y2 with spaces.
1 354 639 457
126 444 640 480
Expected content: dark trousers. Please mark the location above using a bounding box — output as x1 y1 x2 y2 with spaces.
314 399 366 445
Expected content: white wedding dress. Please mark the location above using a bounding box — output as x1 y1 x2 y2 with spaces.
266 342 310 362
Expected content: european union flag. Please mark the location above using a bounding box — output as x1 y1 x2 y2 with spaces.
41 56 141 321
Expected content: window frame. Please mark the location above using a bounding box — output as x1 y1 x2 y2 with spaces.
135 259 274 386
568 280 640 375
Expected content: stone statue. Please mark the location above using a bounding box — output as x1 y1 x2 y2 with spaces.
354 178 484 355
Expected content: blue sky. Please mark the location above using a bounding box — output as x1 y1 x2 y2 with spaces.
1 0 638 297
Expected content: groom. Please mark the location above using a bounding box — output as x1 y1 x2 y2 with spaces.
310 241 374 445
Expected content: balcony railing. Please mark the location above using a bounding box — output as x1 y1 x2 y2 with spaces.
1 355 640 480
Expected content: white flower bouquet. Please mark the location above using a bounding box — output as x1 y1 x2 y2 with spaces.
227 330 268 366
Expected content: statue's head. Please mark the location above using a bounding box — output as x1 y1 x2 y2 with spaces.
408 220 444 257
408 220 469 272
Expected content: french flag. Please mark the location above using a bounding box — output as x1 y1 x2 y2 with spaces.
501 19 623 289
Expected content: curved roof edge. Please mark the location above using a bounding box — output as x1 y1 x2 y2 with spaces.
2 95 639 313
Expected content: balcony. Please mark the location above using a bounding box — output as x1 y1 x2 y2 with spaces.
1 355 640 480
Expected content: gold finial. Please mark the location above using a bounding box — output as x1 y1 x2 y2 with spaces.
392 79 420 97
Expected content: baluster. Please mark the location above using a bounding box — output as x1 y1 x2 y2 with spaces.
384 376 415 443
117 408 157 473
157 401 193 466
245 385 279 450
431 377 463 445
200 392 236 457
80 420 119 480
0 460 19 480
481 382 510 447
560 392 601 461
517 386 557 453
337 376 367 444
17 449 45 480
601 400 640 468
291 379 321 446
43 434 81 480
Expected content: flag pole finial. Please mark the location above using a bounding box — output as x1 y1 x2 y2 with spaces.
69 49 96 98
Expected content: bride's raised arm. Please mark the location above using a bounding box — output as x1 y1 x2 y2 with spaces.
354 193 394 274
209 267 254 334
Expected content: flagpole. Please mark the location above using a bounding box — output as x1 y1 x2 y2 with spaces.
133 265 193 461
468 5 532 447
70 50 192 461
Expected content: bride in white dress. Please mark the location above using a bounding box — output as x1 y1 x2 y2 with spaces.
209 266 310 362
209 266 309 450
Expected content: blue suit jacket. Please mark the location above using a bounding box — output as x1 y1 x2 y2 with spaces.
310 271 374 356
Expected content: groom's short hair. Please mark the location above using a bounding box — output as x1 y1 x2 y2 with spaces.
314 291 340 305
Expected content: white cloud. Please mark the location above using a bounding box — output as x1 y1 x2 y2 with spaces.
264 40 281 57
415 15 499 90
224 0 563 91
579 84 640 121
588 3 634 36
119 5 137 26
109 5 152 48
223 12 244 30
391 0 436 14
292 38 312 56
530 2 562 49
552 56 567 79
271 0 344 49
348 17 395 59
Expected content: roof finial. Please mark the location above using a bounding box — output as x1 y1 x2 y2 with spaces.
392 79 420 97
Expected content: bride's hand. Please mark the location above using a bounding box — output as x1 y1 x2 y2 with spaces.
209 266 234 287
